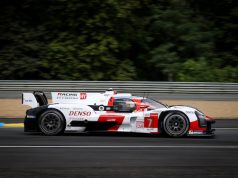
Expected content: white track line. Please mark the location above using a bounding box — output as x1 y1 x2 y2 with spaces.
0 146 237 148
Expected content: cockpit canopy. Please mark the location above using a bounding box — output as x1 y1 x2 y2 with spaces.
113 98 136 112
112 97 166 113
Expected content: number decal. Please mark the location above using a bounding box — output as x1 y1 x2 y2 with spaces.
147 118 153 128
144 113 158 128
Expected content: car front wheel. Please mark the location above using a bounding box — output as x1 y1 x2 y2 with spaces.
162 112 189 137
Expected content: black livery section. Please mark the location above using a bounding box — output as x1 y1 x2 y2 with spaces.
24 105 48 132
70 121 117 132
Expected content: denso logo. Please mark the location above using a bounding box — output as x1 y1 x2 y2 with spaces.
69 111 91 116
58 93 77 97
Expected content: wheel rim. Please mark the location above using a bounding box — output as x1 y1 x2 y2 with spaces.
165 114 187 136
40 113 61 134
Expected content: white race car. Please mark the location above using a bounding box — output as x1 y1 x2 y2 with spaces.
22 89 215 137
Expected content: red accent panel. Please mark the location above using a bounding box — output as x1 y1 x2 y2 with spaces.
144 113 158 128
107 97 114 106
107 97 115 113
189 120 206 131
98 115 125 131
132 99 142 111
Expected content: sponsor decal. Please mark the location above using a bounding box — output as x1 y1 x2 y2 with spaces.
57 92 78 100
189 130 204 134
25 99 33 102
58 93 77 97
75 118 85 121
144 113 150 117
80 93 87 99
69 111 91 116
186 111 194 114
98 115 125 131
136 121 144 128
60 107 70 110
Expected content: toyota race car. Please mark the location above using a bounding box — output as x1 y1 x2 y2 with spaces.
22 89 215 137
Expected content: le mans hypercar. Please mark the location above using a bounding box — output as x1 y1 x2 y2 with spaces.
22 89 215 137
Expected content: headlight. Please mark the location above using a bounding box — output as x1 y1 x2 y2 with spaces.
195 111 207 127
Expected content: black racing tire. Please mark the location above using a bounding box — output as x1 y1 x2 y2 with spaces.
38 110 66 136
162 112 189 137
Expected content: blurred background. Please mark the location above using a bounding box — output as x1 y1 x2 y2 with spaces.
0 0 237 82
0 0 238 120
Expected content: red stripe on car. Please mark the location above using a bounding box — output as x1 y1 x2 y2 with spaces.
98 115 125 131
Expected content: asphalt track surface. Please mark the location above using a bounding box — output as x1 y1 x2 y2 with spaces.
0 120 237 178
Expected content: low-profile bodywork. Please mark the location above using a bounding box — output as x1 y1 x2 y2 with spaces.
22 89 215 137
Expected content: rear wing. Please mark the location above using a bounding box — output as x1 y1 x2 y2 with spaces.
22 91 48 108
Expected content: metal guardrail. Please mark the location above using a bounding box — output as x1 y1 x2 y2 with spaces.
0 80 238 94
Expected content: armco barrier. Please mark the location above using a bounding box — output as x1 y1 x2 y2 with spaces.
0 80 238 94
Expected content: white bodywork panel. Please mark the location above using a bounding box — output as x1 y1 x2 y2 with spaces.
51 91 131 105
156 106 197 122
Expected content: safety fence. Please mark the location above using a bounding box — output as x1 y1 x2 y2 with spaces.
0 80 238 94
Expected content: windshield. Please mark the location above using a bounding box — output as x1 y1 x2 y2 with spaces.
141 98 167 110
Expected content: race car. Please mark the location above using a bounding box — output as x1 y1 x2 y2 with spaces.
22 89 215 137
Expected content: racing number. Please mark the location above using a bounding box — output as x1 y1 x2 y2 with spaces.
144 117 154 128
144 113 158 128
147 118 153 127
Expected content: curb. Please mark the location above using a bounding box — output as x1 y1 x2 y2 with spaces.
0 123 24 128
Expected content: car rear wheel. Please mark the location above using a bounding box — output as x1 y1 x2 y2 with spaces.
162 112 189 137
38 110 65 136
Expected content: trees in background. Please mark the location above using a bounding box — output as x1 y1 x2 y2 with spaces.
0 0 237 81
